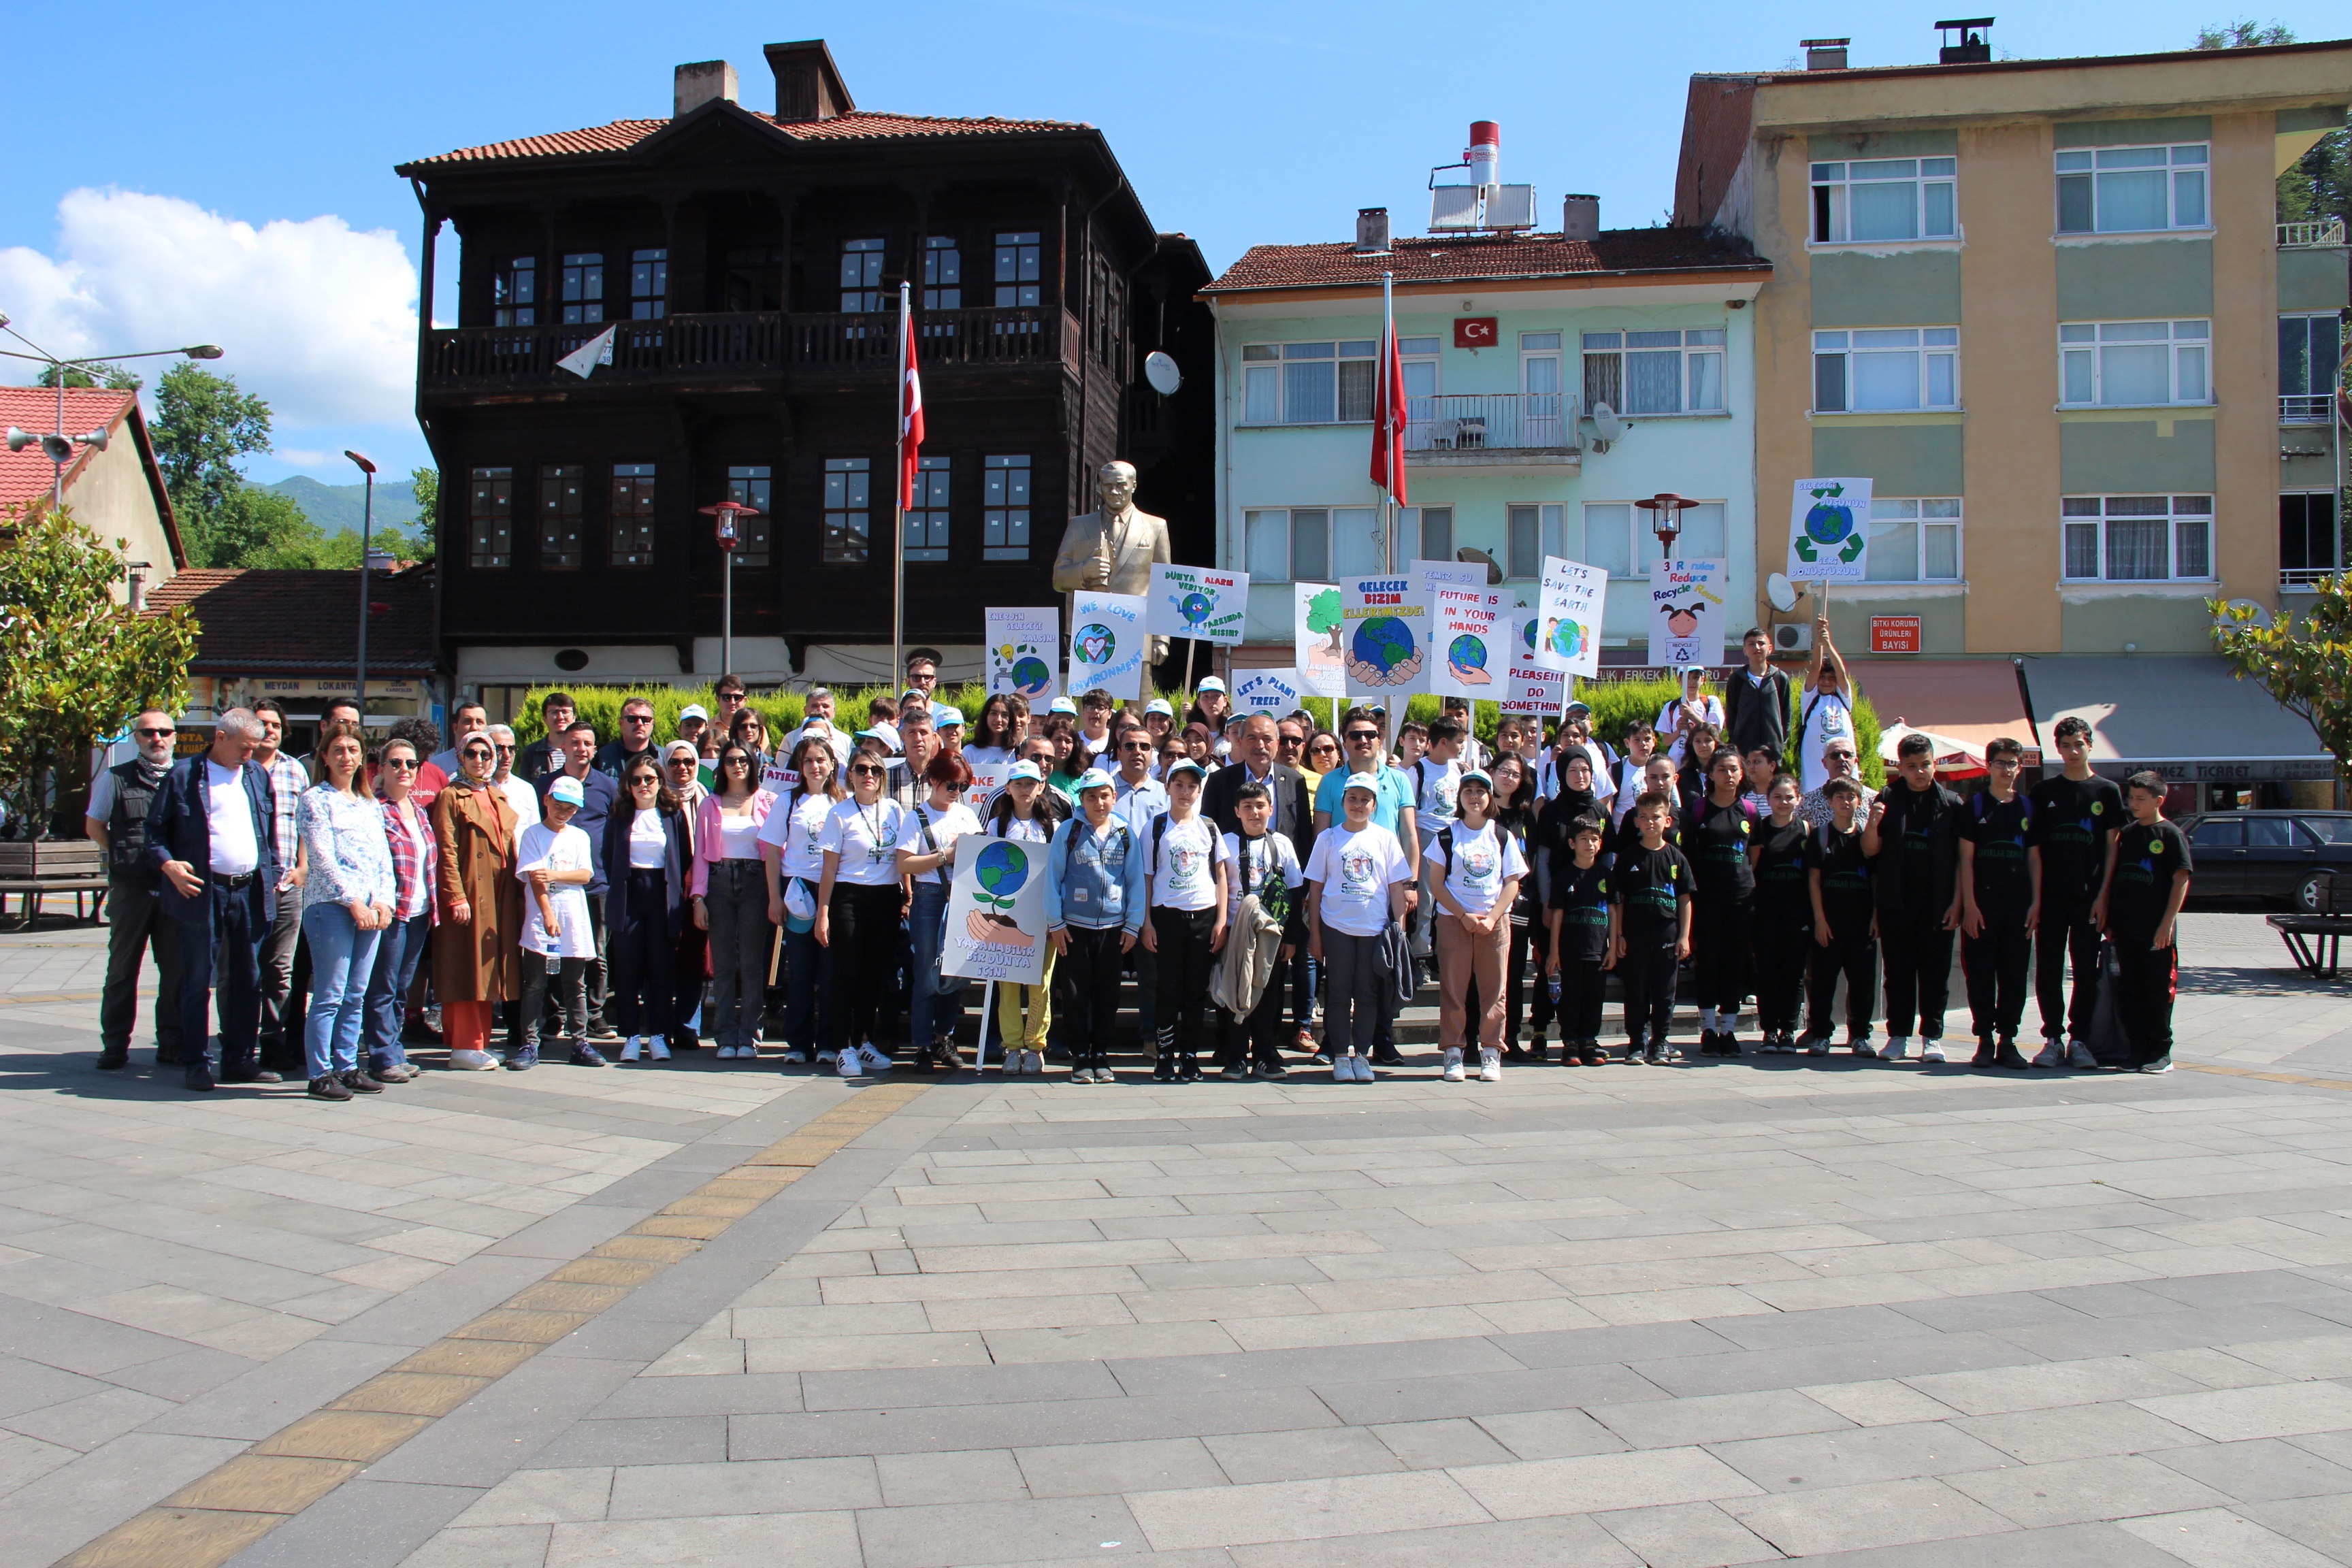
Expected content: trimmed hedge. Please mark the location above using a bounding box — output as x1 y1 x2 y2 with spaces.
512 676 1885 788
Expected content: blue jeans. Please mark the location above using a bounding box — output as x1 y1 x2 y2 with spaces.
302 902 382 1080
781 899 831 1053
365 911 431 1074
909 881 964 1047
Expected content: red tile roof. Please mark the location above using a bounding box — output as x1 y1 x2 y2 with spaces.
1204 228 1769 295
145 566 438 676
404 109 1089 169
0 387 138 510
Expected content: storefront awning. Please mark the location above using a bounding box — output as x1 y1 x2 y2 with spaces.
2016 655 2335 783
1848 659 2038 759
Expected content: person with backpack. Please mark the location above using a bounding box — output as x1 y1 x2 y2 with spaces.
1685 747 1759 1056
1656 666 1724 768
1044 769 1147 1082
1407 717 1467 984
1797 619 1857 795
815 749 911 1077
1862 731 1965 1062
1427 770 1528 1083
1139 759 1230 1083
896 750 984 1071
758 736 844 1068
1723 627 1791 762
1959 737 2039 1071
2091 770 2192 1074
1749 773 1813 1054
1215 781 1305 1081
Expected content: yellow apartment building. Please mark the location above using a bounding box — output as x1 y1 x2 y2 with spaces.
1673 29 2347 804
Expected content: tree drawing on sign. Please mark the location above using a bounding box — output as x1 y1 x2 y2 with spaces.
1308 589 1343 658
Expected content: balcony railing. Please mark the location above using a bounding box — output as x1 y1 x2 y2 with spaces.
2278 218 2347 248
2281 394 2338 425
422 306 1080 389
1404 393 1580 456
2282 567 2347 589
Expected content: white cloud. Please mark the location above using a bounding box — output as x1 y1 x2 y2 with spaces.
0 188 418 429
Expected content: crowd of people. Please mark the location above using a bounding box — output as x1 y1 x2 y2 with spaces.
86 630 2192 1098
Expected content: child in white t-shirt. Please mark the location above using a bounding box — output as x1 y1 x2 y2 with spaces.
1425 770 1530 1081
1141 760 1230 1082
1305 777 1413 1080
514 783 600 1068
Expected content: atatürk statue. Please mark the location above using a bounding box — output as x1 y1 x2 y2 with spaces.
1051 459 1173 664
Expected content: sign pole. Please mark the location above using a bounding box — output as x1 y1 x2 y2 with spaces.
975 981 996 1071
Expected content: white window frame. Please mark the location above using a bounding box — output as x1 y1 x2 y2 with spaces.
1810 157 1959 244
2060 495 2215 583
2055 144 2209 235
1579 329 1726 416
1243 506 1382 582
1582 500 1729 578
1864 498 1963 583
982 454 1032 561
2279 312 2342 423
904 455 951 564
1239 339 1381 425
2059 319 2210 408
1503 504 1567 580
1812 327 1959 412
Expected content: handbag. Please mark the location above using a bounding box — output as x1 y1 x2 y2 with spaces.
2085 940 2132 1068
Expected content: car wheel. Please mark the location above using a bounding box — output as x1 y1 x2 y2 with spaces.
2292 872 2328 914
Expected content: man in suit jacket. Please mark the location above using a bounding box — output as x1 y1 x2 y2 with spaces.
144 708 284 1092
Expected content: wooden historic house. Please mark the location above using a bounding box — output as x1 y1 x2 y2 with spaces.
397 39 1213 708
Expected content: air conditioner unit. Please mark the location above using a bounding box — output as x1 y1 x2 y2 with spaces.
1775 622 1813 655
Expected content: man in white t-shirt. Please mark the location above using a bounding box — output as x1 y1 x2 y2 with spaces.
1799 615 1857 795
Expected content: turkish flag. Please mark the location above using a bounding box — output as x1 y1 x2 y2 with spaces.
898 301 925 509
1370 300 1407 504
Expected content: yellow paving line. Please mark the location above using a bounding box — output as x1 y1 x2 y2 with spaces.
55 1081 930 1568
2182 1062 2352 1094
0 990 105 1008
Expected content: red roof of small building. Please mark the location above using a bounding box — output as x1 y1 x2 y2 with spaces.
404 109 1089 169
0 386 186 566
145 566 438 676
1204 228 1769 295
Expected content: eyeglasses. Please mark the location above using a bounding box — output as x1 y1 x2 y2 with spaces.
384 757 420 770
495 743 515 753
136 726 175 738
850 764 884 777
718 692 745 704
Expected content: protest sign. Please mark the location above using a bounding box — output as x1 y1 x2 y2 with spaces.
1066 591 1147 700
1232 668 1303 715
1340 575 1431 699
939 837 1049 986
1294 582 1346 698
1535 555 1605 679
1148 564 1247 644
984 607 1060 702
1428 584 1507 701
1502 602 1565 715
1788 477 1872 582
1647 558 1728 668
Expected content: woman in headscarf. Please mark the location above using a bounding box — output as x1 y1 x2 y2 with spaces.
429 729 524 1069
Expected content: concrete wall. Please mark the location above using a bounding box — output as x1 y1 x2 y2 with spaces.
62 439 178 604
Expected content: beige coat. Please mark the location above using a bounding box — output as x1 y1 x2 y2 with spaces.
431 782 523 1002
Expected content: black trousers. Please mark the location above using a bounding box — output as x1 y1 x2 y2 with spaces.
1879 904 1953 1040
1556 955 1605 1044
2114 936 2178 1064
1505 899 1551 1048
2035 900 2100 1043
1150 906 1215 1062
101 881 182 1058
1059 926 1128 1068
829 881 902 1053
1962 916 2031 1043
1752 906 1811 1035
1690 894 1754 1015
1218 956 1290 1069
176 880 265 1076
607 870 677 1040
1618 936 1678 1049
518 953 589 1048
1806 929 1878 1039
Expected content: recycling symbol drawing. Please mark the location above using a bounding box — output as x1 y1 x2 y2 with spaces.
1793 483 1867 566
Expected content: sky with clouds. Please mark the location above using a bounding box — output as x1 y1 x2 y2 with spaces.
0 0 2336 485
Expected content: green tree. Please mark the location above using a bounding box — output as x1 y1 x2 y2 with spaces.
33 363 142 392
191 483 327 570
150 363 272 521
2212 583 2352 783
0 504 197 830
2193 18 2295 47
410 466 440 561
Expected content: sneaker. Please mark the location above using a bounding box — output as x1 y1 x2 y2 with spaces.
1221 1064 1250 1082
340 1068 385 1094
570 1043 609 1067
1153 1054 1177 1083
1971 1039 1997 1068
587 1019 620 1042
647 1037 672 1062
858 1044 891 1074
1311 1051 1333 1067
506 1045 539 1072
1295 1028 1318 1052
1920 1039 1946 1064
1697 1028 1718 1056
784 1048 812 1064
2068 1042 2100 1070
1479 1047 1502 1083
1372 1044 1407 1068
1996 1041 2031 1071
1258 1061 1289 1081
836 1049 860 1078
450 1048 500 1071
1882 1036 1912 1062
307 1075 353 1101
2031 1042 2065 1068
1846 1034 1874 1058
1354 1054 1377 1081
1178 1055 1203 1083
1807 1035 1831 1056
1024 1049 1046 1076
1442 1047 1466 1083
1719 1032 1743 1057
620 1036 644 1063
1331 1058 1352 1083
2138 1056 2174 1074
1643 1043 1667 1066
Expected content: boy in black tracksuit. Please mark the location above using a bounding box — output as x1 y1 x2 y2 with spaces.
1610 792 1693 1065
1546 813 1613 1065
1804 777 1878 1055
1749 775 1812 1052
1863 734 1964 1062
1960 737 2038 1070
2026 717 2123 1065
2093 772 2192 1072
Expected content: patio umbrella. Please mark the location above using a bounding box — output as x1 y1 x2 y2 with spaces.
1878 720 1988 780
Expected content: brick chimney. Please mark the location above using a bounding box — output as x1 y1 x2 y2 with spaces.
1802 37 1850 70
674 60 738 118
763 39 854 122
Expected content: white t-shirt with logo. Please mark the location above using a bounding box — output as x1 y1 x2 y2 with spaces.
758 790 836 881
515 821 595 958
1411 757 1463 828
1800 689 1856 795
1145 813 1230 913
1305 822 1411 938
894 800 982 886
818 798 911 887
1423 819 1529 916
1222 830 1304 922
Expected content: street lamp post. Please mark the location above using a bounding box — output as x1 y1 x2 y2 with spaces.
346 452 377 724
1635 491 1691 560
698 500 758 678
0 316 224 510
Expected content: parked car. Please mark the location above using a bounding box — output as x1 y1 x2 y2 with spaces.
2180 811 2351 912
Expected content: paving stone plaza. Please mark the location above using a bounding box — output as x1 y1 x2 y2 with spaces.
5 913 2352 1567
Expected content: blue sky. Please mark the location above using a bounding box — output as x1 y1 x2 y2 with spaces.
0 1 2336 485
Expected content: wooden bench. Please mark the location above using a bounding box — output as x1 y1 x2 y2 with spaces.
0 840 110 930
2270 872 2351 980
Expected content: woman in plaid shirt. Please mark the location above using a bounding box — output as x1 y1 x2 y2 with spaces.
365 736 438 1083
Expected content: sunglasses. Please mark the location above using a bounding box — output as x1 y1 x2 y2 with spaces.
850 764 884 777
137 726 175 738
629 774 659 788
724 757 751 768
668 757 698 767
462 747 493 760
1345 731 1379 743
384 757 420 770
495 743 515 753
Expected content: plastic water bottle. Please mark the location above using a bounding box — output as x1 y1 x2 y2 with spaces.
1547 971 1561 1004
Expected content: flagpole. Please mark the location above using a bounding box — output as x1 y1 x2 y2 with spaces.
1379 272 1398 757
892 281 909 688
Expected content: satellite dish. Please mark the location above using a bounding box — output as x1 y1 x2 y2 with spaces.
2220 598 2272 630
1144 350 1181 396
1765 572 1799 614
1588 402 1627 453
1456 546 1504 586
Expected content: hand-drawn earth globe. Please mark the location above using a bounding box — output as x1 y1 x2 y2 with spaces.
1180 591 1214 625
1351 616 1416 674
1009 655 1051 696
975 840 1029 898
1448 634 1488 672
1519 617 1537 653
1806 501 1855 546
1075 623 1116 666
1548 618 1588 662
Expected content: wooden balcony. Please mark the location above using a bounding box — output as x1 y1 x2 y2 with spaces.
421 306 1082 395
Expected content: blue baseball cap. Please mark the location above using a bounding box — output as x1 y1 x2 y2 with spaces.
932 704 964 729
